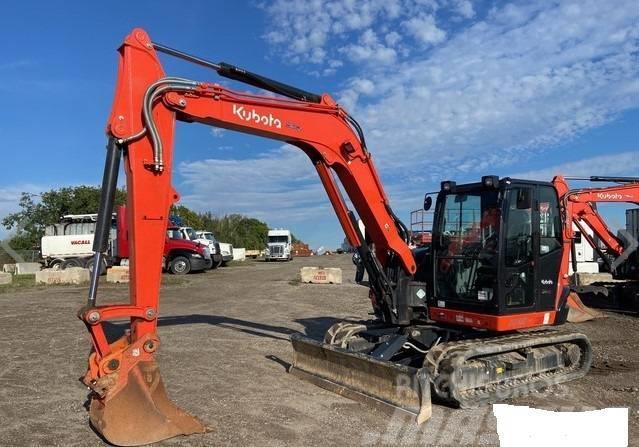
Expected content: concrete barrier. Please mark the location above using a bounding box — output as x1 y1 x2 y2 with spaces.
35 267 90 285
233 248 246 261
0 272 12 285
300 267 342 284
15 262 42 274
107 266 130 283
2 264 16 274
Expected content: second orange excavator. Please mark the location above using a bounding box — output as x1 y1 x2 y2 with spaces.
77 29 637 445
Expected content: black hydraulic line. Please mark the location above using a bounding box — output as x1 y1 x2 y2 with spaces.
564 176 639 183
345 115 368 150
88 138 122 306
217 63 322 103
152 42 222 71
152 42 322 103
348 211 395 321
385 204 410 244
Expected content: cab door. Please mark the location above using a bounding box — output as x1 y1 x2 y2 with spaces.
536 185 563 310
500 185 536 313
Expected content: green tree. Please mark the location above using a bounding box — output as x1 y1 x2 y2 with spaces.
196 212 270 249
2 186 126 250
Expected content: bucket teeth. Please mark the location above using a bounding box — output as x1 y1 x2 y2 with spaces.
89 360 207 446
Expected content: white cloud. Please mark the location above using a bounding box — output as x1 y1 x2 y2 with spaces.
210 128 226 138
260 0 468 67
262 0 639 181
336 0 639 179
511 151 639 181
177 145 329 224
403 14 447 46
339 29 398 65
454 0 475 19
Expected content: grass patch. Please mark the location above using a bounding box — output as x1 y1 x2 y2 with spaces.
0 274 38 294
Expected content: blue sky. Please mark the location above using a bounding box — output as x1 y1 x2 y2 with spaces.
1 0 638 248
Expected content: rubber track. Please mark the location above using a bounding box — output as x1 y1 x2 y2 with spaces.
424 330 592 408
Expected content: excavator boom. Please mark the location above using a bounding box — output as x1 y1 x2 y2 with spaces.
80 28 416 445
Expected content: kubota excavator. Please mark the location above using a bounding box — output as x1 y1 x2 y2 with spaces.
81 29 600 445
554 175 639 320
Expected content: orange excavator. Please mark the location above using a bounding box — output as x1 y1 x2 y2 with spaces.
554 175 639 320
80 29 637 445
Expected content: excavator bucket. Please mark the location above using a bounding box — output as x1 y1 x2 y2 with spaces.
289 334 432 424
89 360 207 446
567 292 606 323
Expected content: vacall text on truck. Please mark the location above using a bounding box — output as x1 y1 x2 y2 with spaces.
265 228 292 261
41 205 211 275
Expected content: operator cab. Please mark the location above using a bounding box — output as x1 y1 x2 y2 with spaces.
425 176 565 328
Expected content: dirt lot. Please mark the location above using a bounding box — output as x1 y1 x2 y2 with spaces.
0 255 637 446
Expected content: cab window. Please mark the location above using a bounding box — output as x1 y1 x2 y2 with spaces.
538 186 562 255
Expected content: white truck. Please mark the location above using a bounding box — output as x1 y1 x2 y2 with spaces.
265 229 292 261
194 231 234 266
41 213 116 273
172 227 233 267
172 227 222 268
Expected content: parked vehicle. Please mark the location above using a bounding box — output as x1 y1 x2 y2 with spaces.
175 227 223 268
194 231 234 266
164 226 213 274
41 206 211 275
265 229 292 261
244 249 264 259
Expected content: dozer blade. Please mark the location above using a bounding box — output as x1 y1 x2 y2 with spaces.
289 333 432 424
567 292 606 323
89 360 207 446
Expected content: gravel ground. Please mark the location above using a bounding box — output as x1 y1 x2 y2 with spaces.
0 255 637 446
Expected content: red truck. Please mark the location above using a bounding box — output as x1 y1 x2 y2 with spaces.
40 205 211 274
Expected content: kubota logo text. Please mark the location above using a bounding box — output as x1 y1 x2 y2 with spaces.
597 192 623 200
232 104 282 129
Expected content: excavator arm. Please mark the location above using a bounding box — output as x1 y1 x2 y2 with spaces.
79 28 416 445
554 175 639 275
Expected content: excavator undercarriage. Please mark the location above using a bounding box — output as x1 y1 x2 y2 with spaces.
291 323 592 423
